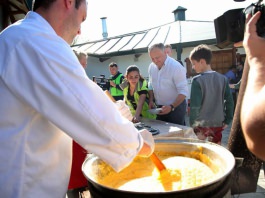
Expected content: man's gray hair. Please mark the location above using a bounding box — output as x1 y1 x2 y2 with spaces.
148 43 165 53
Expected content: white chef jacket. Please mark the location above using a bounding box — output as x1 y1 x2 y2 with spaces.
148 56 189 105
0 12 144 198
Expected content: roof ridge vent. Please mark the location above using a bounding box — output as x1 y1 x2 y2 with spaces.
172 6 187 21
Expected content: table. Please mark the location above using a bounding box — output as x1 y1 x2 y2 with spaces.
140 118 197 139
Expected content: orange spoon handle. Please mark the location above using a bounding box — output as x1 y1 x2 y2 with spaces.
150 153 166 171
104 90 165 171
104 90 116 102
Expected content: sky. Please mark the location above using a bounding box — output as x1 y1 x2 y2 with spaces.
78 0 253 42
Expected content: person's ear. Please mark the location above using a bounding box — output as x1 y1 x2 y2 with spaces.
65 0 73 9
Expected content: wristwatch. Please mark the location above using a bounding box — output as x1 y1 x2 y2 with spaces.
170 104 175 112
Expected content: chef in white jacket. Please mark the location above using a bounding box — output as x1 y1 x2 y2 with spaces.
0 0 154 197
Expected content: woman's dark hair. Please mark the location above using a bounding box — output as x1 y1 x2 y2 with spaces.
126 65 145 82
33 0 84 11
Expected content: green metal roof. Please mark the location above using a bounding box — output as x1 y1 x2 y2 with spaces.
72 19 216 58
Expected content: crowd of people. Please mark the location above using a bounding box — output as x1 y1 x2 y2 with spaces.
1 0 264 197
102 43 188 126
100 42 234 146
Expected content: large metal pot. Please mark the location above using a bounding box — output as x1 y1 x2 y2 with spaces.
82 138 235 198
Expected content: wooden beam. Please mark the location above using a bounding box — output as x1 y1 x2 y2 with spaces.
99 57 110 62
134 53 142 58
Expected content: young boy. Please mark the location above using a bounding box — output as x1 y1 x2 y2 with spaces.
189 44 234 144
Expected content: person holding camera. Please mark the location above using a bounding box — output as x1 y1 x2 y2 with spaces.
109 62 125 100
240 11 265 160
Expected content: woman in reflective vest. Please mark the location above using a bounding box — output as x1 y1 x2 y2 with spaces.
123 65 156 123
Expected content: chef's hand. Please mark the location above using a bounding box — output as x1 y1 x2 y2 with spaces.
137 129 155 157
115 100 133 121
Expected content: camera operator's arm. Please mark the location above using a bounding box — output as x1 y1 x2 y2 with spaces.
110 76 124 91
241 11 265 160
109 80 116 87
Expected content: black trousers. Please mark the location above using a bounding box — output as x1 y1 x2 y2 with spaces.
156 100 187 125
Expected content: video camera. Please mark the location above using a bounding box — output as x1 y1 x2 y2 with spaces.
92 75 110 91
214 0 265 48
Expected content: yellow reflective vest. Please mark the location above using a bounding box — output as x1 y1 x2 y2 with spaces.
110 73 124 97
123 80 156 119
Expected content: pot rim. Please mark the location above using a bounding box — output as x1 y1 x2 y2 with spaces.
82 138 235 194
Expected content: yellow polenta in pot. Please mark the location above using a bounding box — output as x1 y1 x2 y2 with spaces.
84 149 221 192
82 139 235 196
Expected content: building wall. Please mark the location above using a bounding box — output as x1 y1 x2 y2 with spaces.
85 48 180 80
85 45 245 80
85 45 245 100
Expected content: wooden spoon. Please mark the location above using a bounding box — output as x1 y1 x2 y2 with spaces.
149 152 166 171
104 90 116 102
104 90 166 172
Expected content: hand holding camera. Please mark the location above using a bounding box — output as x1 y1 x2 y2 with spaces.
214 0 265 48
